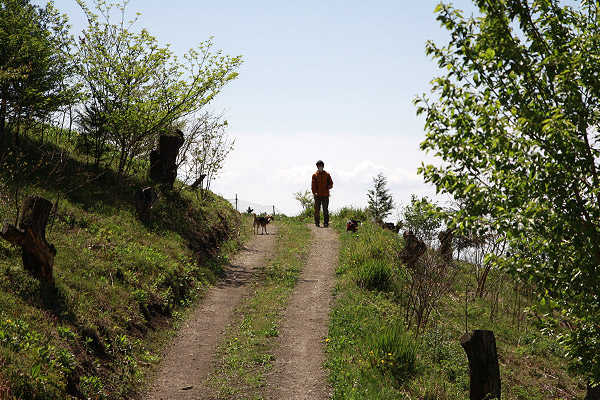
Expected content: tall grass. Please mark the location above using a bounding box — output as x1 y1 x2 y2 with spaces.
326 220 413 399
367 325 416 383
354 258 393 291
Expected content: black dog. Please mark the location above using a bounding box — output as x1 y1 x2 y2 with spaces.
346 220 361 232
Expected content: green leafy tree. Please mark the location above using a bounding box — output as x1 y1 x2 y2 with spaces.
416 0 600 382
75 0 242 173
0 0 77 146
293 189 313 217
400 195 442 246
75 101 111 170
367 173 395 224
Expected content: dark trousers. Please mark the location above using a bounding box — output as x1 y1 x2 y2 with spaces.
314 196 329 224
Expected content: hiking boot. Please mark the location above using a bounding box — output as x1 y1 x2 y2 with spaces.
315 222 320 227
323 223 329 227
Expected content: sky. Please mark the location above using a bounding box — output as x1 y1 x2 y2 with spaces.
37 0 477 217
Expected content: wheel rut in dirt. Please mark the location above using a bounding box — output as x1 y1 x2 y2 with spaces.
143 226 278 400
263 224 339 400
144 223 340 400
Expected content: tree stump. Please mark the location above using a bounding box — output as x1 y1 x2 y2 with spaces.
149 130 184 188
399 230 426 267
189 173 207 190
460 330 501 400
0 195 56 281
134 187 159 225
438 229 454 264
585 382 600 400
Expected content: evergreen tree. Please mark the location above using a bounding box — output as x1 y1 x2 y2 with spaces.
367 173 395 224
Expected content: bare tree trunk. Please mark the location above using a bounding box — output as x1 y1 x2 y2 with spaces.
460 330 501 400
476 265 492 298
438 229 454 264
0 195 56 282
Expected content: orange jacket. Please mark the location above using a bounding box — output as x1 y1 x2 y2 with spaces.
312 170 333 197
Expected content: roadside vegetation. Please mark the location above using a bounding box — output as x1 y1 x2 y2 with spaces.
0 131 242 399
326 206 586 399
4 0 600 398
0 0 243 397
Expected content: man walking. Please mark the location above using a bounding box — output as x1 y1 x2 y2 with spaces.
311 160 333 227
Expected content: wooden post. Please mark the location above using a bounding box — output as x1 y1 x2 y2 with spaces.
460 330 501 400
0 195 56 281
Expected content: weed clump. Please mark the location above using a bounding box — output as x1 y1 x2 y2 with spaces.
368 326 417 383
355 259 393 291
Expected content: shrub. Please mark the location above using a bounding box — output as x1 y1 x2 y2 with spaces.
293 189 314 218
333 206 368 222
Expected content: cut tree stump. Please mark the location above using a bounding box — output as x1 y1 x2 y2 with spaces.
134 187 159 225
399 230 426 267
149 130 184 188
438 229 454 264
460 330 501 400
189 174 207 190
585 382 600 400
0 195 56 281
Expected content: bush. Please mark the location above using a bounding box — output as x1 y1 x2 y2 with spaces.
333 206 368 222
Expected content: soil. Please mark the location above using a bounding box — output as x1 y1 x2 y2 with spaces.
143 223 339 400
263 224 339 400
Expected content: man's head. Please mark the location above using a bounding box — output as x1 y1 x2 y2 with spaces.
316 160 324 171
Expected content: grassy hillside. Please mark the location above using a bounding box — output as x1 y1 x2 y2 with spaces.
326 214 586 399
0 135 243 399
0 132 589 400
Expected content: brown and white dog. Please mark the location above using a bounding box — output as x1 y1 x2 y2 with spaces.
253 213 273 234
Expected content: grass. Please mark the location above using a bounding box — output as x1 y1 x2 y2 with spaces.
208 216 311 399
0 131 589 399
326 218 586 399
0 134 243 399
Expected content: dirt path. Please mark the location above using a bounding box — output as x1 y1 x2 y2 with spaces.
263 224 339 399
143 226 278 400
143 223 339 400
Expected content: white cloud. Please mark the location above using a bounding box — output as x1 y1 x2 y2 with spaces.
210 129 445 217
